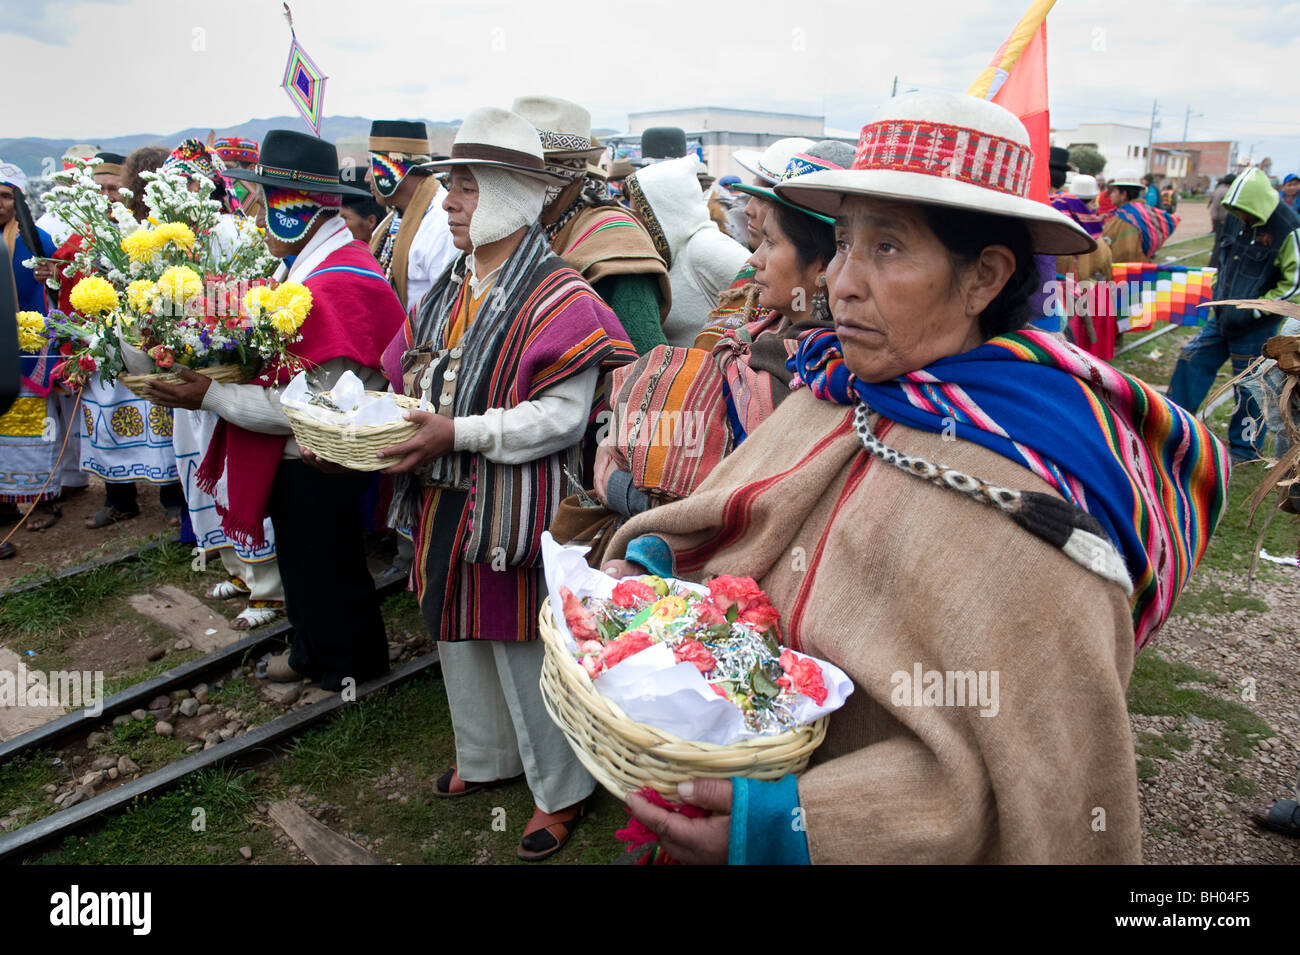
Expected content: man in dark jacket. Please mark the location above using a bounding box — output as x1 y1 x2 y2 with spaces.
1169 167 1300 462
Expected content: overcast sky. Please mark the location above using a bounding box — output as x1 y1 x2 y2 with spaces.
5 0 1300 171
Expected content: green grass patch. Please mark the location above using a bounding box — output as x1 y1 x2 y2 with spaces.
104 718 192 771
1127 651 1272 763
0 751 63 828
36 767 285 866
0 541 208 640
100 650 204 698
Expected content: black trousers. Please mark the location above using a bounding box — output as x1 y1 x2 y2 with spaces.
268 459 389 691
105 480 184 514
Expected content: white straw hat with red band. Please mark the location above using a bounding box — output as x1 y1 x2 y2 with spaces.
774 91 1096 256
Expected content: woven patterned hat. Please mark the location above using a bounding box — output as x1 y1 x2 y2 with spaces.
511 95 604 160
774 91 1094 255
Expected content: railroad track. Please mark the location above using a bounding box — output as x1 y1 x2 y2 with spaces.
0 562 439 862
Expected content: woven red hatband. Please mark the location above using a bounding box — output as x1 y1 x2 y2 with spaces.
852 120 1034 198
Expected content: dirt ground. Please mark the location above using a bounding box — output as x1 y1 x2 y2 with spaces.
1166 195 1211 245
0 476 175 587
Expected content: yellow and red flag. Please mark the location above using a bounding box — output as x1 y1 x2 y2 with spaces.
967 0 1056 203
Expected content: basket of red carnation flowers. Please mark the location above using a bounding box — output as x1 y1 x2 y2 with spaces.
537 536 849 799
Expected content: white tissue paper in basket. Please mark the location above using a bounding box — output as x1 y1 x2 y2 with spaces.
540 532 853 746
280 370 407 427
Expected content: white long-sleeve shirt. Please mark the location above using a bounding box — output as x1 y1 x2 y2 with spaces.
405 186 458 311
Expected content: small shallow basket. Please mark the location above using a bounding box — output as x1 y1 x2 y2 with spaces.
537 597 828 798
283 392 421 472
119 363 249 399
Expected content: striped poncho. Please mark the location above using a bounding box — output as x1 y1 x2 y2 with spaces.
389 223 636 642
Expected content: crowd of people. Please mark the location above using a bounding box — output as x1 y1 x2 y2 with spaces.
6 86 1294 862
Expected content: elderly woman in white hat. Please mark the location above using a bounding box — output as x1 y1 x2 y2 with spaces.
600 91 1229 864
368 107 636 860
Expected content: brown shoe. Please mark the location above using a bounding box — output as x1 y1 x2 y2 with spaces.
517 800 586 861
265 651 303 682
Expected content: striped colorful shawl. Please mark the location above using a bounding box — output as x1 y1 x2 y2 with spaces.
1049 191 1104 238
791 328 1230 650
1115 200 1179 258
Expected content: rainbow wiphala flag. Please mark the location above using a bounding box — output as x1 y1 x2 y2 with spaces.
1111 263 1218 331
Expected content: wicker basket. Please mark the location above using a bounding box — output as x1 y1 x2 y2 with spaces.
537 597 828 799
283 392 421 471
120 363 249 399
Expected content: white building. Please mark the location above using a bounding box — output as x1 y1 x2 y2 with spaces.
604 107 853 181
1051 123 1152 178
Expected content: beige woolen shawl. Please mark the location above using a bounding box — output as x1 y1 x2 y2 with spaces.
608 387 1141 864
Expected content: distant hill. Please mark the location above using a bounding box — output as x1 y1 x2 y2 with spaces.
0 116 463 178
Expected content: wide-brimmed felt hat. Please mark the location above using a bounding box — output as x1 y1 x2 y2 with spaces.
223 130 370 195
94 151 126 177
733 137 815 186
423 108 568 183
368 120 430 156
511 95 605 160
774 92 1094 255
608 157 634 182
633 126 687 167
732 140 854 224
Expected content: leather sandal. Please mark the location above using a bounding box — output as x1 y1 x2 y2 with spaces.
431 766 519 799
517 800 586 861
26 503 61 532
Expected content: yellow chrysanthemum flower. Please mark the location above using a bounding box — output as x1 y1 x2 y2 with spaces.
126 279 157 313
270 311 299 336
121 228 160 263
153 221 197 251
16 311 46 353
242 285 274 318
269 282 312 331
156 265 203 303
69 276 120 316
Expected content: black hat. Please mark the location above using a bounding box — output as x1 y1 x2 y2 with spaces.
369 120 430 154
95 151 126 165
1049 146 1070 173
222 130 369 195
639 126 687 163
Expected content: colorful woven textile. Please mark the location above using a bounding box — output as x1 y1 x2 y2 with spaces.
790 327 1230 650
1114 200 1178 259
1110 263 1218 330
1049 191 1104 237
853 119 1033 197
212 137 259 166
605 344 730 502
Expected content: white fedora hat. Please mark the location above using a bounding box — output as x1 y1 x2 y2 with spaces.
775 91 1095 255
1107 168 1144 189
424 107 568 183
733 137 815 185
511 95 605 160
